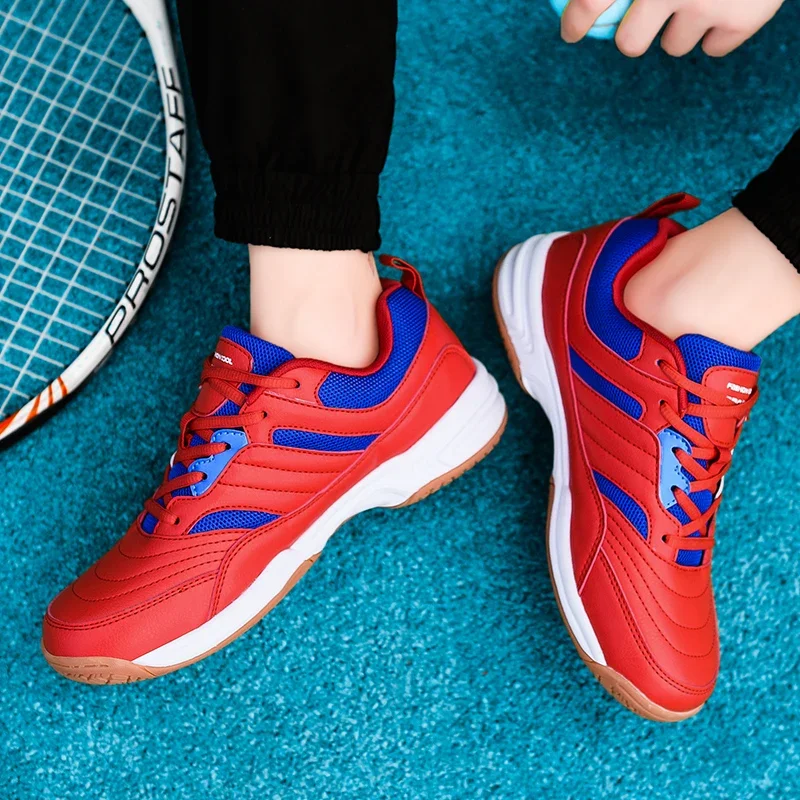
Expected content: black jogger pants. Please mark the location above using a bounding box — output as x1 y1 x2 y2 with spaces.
175 0 397 251
175 0 800 271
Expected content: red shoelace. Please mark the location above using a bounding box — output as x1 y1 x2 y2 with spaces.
144 359 298 528
657 361 758 552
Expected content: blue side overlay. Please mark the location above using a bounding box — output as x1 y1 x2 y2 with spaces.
143 430 251 532
585 218 658 360
570 347 642 419
318 287 427 409
189 429 248 496
273 430 379 452
657 428 692 512
594 471 648 540
658 428 703 567
189 510 279 534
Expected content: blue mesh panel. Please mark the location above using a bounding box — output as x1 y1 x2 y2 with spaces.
671 505 703 567
189 510 279 534
318 287 427 409
586 218 658 360
168 461 193 498
219 326 294 376
273 429 379 452
215 400 240 416
141 513 158 534
570 348 642 418
594 471 648 540
675 333 760 384
169 462 188 480
141 495 166 534
677 550 703 567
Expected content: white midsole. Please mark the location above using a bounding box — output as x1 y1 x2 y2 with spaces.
134 359 507 668
495 234 606 665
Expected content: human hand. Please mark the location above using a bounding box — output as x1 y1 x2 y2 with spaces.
560 0 785 57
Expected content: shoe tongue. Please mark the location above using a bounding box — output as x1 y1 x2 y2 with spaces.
215 325 294 375
194 326 294 415
674 333 760 448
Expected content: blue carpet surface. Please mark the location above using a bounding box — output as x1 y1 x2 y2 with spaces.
3 1 800 797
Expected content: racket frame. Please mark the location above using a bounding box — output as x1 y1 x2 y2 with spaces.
0 0 186 443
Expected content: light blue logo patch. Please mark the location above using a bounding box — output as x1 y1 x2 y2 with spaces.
189 429 248 496
657 428 692 511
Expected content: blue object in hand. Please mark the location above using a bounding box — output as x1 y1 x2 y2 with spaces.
550 0 633 40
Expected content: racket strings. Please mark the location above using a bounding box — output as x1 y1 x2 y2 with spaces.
0 0 165 417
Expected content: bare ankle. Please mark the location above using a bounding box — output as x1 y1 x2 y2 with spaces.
249 247 382 368
624 209 800 351
624 240 697 341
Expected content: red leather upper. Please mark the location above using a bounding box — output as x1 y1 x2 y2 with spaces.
44 273 476 660
541 195 756 712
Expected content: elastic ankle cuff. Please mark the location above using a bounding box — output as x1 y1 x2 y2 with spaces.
733 128 800 273
733 182 800 274
212 169 381 252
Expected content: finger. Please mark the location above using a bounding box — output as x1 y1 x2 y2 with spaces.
660 10 709 57
615 0 675 58
561 0 617 44
701 26 752 58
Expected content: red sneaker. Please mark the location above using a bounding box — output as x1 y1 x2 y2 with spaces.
493 195 759 721
43 258 507 684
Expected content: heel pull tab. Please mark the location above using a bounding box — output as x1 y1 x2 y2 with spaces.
379 255 427 300
638 193 701 219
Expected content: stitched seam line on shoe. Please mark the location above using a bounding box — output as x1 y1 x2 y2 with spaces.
47 574 217 630
217 480 317 495
605 521 714 637
71 565 219 604
92 547 230 584
598 552 715 695
605 515 711 600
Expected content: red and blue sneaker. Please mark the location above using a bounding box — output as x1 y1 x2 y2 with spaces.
43 257 507 683
493 194 760 721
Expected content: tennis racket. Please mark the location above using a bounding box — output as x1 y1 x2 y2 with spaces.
0 0 185 445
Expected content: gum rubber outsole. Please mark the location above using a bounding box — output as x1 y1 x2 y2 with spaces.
42 411 508 686
492 254 702 724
